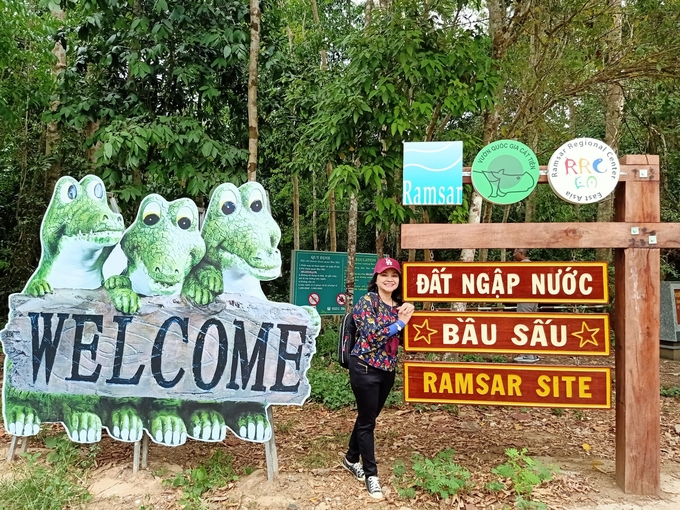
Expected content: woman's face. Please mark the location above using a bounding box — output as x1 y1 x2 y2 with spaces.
376 268 400 295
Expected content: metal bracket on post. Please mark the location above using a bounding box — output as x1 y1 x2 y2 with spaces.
264 406 279 482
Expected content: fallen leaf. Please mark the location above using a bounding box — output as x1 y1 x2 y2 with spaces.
582 443 592 451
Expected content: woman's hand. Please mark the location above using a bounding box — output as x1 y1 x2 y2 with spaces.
397 303 415 325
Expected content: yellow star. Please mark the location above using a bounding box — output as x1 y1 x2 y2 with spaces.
572 321 600 349
412 319 438 345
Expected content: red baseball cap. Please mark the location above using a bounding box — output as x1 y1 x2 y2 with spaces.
374 257 401 275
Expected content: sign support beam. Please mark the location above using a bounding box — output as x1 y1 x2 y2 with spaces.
400 154 664 495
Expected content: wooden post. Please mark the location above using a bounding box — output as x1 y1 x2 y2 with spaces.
6 436 19 462
264 406 279 481
614 155 661 494
142 434 149 469
132 440 141 474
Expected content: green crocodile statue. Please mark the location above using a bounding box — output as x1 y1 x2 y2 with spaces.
3 178 317 446
181 182 320 442
183 182 282 304
105 194 206 314
5 175 125 441
102 194 206 445
24 175 125 296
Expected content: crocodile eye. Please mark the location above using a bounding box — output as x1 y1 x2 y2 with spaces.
67 185 77 201
220 188 239 216
176 205 194 230
144 214 160 226
142 201 161 226
248 189 264 212
85 178 105 199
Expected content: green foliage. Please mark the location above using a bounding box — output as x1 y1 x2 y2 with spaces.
298 0 496 235
461 354 486 362
166 450 241 510
660 386 680 398
0 433 96 510
490 448 557 506
307 324 355 409
307 364 355 410
394 449 470 500
489 355 508 363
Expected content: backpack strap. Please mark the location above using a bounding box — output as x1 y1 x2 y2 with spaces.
368 292 380 314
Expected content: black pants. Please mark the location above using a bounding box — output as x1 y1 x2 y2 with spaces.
345 355 396 478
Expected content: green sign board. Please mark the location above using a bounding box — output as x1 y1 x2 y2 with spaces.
471 140 539 205
290 250 378 314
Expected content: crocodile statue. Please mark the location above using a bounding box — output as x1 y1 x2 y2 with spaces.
5 175 124 441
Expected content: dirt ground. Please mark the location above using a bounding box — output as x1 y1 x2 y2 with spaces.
1 354 679 510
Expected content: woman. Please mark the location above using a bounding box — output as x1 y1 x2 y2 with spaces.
342 257 414 499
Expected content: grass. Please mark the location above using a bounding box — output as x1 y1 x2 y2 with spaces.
165 450 247 510
0 433 97 510
660 386 680 398
298 432 348 469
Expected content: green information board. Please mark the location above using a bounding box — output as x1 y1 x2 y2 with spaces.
290 251 378 314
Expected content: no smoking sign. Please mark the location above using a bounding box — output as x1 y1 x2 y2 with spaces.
308 293 320 306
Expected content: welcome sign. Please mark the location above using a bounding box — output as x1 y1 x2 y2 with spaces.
402 141 463 205
1 175 320 445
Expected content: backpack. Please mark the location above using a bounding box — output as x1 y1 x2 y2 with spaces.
337 293 379 369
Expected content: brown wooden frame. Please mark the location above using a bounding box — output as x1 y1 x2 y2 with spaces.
401 155 662 495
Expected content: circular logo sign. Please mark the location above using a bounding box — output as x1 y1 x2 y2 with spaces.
308 293 320 306
471 140 539 205
336 293 346 306
547 138 620 204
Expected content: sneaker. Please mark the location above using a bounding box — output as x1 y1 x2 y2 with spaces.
514 355 540 363
342 457 365 481
365 475 383 499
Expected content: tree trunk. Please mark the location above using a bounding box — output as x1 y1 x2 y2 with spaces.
310 0 327 70
327 162 337 251
84 120 102 167
247 0 260 182
524 18 542 224
345 192 358 313
376 228 386 258
293 173 300 250
44 8 66 197
454 0 504 311
596 0 624 263
312 171 318 250
479 202 494 262
364 0 373 28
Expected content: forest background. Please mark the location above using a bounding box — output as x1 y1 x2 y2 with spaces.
2 0 680 315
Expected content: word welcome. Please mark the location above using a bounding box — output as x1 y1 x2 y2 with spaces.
3 292 315 405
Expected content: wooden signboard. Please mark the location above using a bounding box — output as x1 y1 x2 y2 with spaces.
403 261 608 303
405 312 609 355
404 362 611 409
